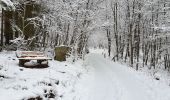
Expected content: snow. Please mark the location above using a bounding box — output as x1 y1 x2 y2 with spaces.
1 0 15 10
73 50 170 100
1 50 170 100
0 51 86 100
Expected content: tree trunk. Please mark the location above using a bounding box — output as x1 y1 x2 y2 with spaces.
1 8 4 46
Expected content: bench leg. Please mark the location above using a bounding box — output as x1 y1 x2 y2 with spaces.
37 60 48 64
37 60 42 64
19 60 24 66
19 60 30 67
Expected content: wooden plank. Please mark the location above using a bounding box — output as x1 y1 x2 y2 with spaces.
18 57 52 60
16 51 52 60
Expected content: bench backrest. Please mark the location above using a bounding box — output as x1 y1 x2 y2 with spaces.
16 51 45 58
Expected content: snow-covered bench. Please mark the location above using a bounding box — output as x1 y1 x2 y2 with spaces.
16 51 52 67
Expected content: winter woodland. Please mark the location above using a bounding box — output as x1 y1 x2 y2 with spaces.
1 0 170 100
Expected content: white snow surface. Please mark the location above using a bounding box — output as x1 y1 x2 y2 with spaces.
74 49 170 100
0 51 86 100
1 50 170 100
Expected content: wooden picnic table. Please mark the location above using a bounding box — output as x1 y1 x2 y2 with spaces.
16 51 52 67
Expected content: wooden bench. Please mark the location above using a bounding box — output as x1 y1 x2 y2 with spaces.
16 51 52 67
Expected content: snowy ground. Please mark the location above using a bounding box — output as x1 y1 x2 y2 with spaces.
74 49 170 100
0 51 86 100
1 50 170 100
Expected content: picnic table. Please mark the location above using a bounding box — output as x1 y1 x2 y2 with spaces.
16 51 52 67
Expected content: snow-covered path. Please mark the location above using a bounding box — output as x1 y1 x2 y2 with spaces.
1 51 170 100
75 53 170 100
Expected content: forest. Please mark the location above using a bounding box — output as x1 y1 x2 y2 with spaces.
1 0 170 100
1 0 170 70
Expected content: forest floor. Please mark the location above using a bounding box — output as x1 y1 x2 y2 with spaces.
0 50 170 100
